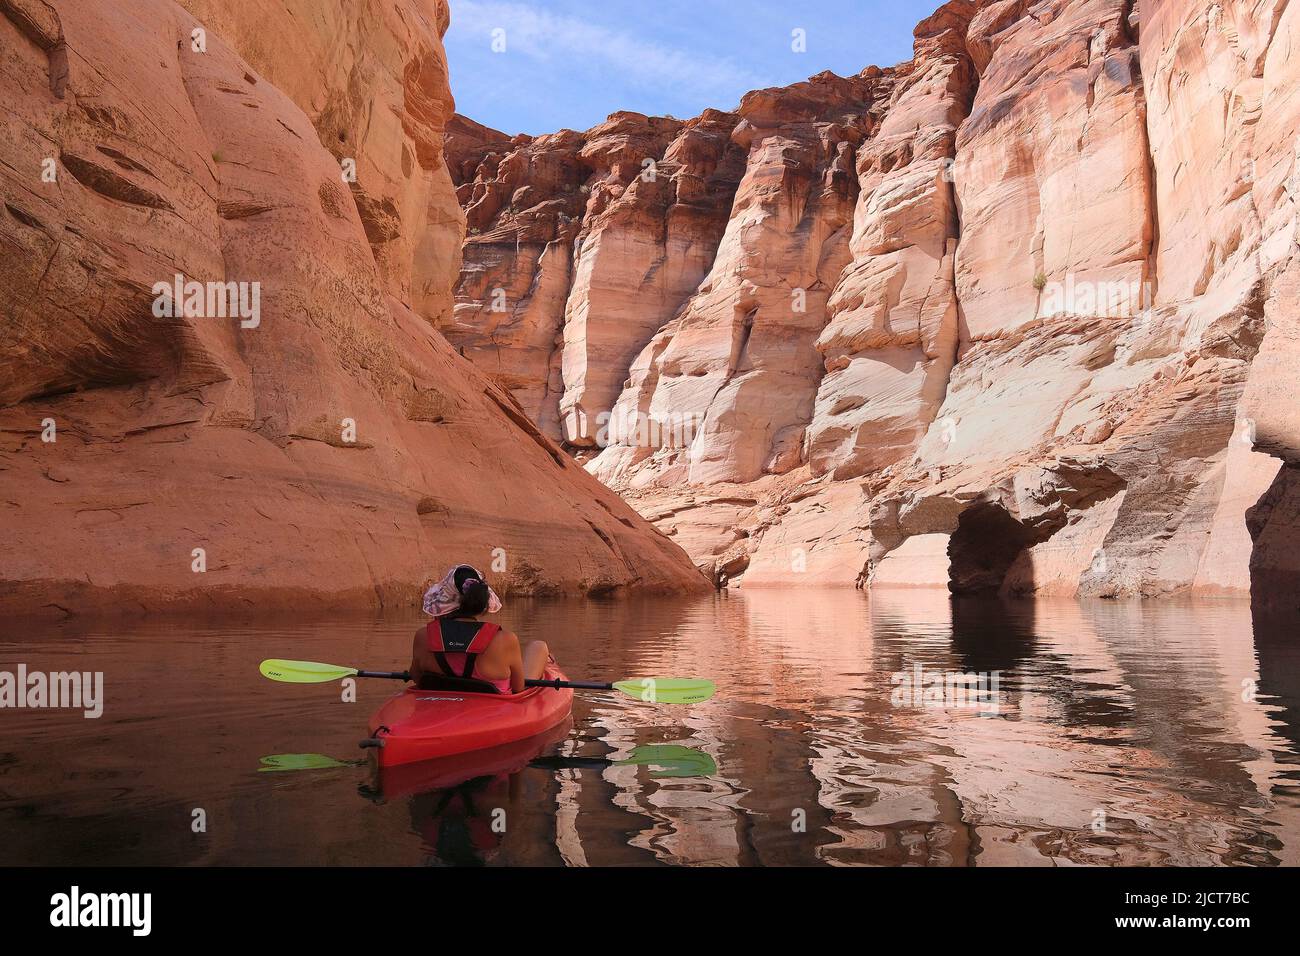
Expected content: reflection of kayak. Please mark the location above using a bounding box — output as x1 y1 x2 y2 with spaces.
368 727 717 800
366 663 574 768
368 720 575 800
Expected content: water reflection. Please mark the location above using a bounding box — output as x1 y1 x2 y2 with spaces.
0 591 1296 865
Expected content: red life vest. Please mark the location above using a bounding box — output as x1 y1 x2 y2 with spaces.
426 619 501 680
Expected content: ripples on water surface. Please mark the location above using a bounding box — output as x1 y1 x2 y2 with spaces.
1 591 1297 866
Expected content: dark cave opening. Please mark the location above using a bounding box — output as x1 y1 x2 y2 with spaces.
947 501 1040 595
1247 463 1300 617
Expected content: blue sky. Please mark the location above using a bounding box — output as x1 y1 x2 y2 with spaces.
444 0 939 135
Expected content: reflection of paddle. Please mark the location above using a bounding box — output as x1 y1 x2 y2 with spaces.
261 745 717 779
621 745 717 778
258 753 362 772
531 744 717 779
259 659 716 704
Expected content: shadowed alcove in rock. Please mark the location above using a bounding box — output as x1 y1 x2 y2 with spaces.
946 501 1042 596
1247 463 1300 618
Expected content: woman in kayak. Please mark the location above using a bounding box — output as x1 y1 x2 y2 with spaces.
410 564 551 695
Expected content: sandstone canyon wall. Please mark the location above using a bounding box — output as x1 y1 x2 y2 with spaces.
0 0 709 617
446 0 1300 608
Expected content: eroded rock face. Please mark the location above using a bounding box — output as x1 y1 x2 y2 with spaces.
448 0 1300 602
0 0 708 616
445 120 587 435
178 0 466 326
953 0 1154 341
561 110 746 451
443 109 747 442
807 2 977 481
613 73 887 487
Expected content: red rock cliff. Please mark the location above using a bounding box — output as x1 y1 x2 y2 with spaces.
0 0 710 616
447 0 1300 607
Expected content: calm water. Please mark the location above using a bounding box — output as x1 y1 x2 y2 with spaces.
2 591 1298 866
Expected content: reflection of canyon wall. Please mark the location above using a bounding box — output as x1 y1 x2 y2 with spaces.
449 0 1300 604
0 0 708 616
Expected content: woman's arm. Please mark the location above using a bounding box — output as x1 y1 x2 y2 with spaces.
498 631 526 694
408 627 425 683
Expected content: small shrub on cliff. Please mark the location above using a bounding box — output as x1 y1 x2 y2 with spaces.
1033 271 1047 291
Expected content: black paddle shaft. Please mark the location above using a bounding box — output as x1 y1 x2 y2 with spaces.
527 678 614 691
352 670 612 692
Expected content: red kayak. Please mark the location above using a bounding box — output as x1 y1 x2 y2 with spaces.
365 663 574 768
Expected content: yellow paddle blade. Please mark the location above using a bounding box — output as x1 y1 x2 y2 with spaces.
259 659 358 684
611 678 716 705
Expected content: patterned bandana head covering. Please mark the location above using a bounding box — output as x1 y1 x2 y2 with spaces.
422 564 502 617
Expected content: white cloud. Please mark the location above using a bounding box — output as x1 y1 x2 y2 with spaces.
449 0 767 106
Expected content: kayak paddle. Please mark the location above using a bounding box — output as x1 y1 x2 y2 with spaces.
527 676 716 704
258 659 405 683
258 659 715 704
